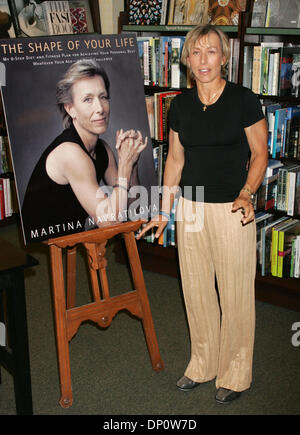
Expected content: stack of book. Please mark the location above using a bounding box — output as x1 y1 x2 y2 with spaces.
258 214 300 278
263 103 300 159
243 43 300 97
138 35 240 88
255 159 300 216
145 91 181 141
270 217 300 278
137 35 188 88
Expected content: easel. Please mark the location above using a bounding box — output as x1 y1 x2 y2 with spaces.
46 220 164 408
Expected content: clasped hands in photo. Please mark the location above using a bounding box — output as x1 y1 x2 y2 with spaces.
116 128 148 166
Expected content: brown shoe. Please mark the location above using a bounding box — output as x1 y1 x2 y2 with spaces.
176 376 200 391
215 387 242 404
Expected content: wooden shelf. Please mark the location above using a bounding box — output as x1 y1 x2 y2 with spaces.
122 24 238 33
246 27 300 36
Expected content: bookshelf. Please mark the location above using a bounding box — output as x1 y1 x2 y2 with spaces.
117 0 300 312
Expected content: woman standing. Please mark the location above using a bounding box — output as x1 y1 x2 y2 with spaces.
137 24 268 403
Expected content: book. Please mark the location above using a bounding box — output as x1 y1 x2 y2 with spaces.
154 90 181 141
171 0 209 25
265 159 283 178
287 167 300 216
242 45 253 89
284 106 300 158
272 107 287 158
256 211 273 265
171 37 183 89
261 216 289 276
278 48 296 97
294 170 300 215
228 38 240 84
69 0 94 34
252 45 262 94
277 219 300 278
128 0 164 25
292 235 300 278
250 0 268 27
0 33 158 244
277 163 300 212
208 0 246 26
291 53 300 98
0 134 9 173
265 0 300 28
271 218 294 276
265 102 281 153
259 42 283 95
0 177 4 219
255 173 278 211
42 1 73 35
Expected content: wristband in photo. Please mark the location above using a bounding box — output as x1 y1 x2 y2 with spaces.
113 184 129 192
159 210 170 220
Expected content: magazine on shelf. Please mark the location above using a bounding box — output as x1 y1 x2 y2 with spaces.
250 0 268 27
5 1 94 37
265 0 300 28
128 0 166 25
168 0 209 26
0 33 158 244
208 0 246 26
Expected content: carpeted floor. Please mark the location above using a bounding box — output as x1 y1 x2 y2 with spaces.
0 223 299 416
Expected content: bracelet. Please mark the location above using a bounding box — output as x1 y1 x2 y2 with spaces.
159 210 170 220
240 187 253 197
240 187 255 204
113 184 129 192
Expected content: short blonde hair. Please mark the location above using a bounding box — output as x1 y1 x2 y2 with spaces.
56 59 110 129
181 24 231 78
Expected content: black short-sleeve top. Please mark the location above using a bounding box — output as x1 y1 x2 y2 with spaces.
21 123 109 243
168 81 265 202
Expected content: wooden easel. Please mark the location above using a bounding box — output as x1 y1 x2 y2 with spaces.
46 220 164 408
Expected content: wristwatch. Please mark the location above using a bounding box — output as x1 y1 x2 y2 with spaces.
241 187 255 204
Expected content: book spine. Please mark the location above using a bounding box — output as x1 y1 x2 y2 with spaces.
252 45 262 94
0 178 5 220
271 226 279 276
171 38 181 89
277 229 285 278
287 172 296 216
42 1 73 35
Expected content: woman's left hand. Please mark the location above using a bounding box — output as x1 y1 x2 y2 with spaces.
232 192 255 225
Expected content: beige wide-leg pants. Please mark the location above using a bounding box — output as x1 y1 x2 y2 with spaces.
176 197 257 392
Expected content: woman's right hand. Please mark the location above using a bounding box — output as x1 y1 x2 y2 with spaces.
135 214 168 240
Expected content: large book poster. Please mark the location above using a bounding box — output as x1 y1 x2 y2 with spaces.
0 33 158 244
